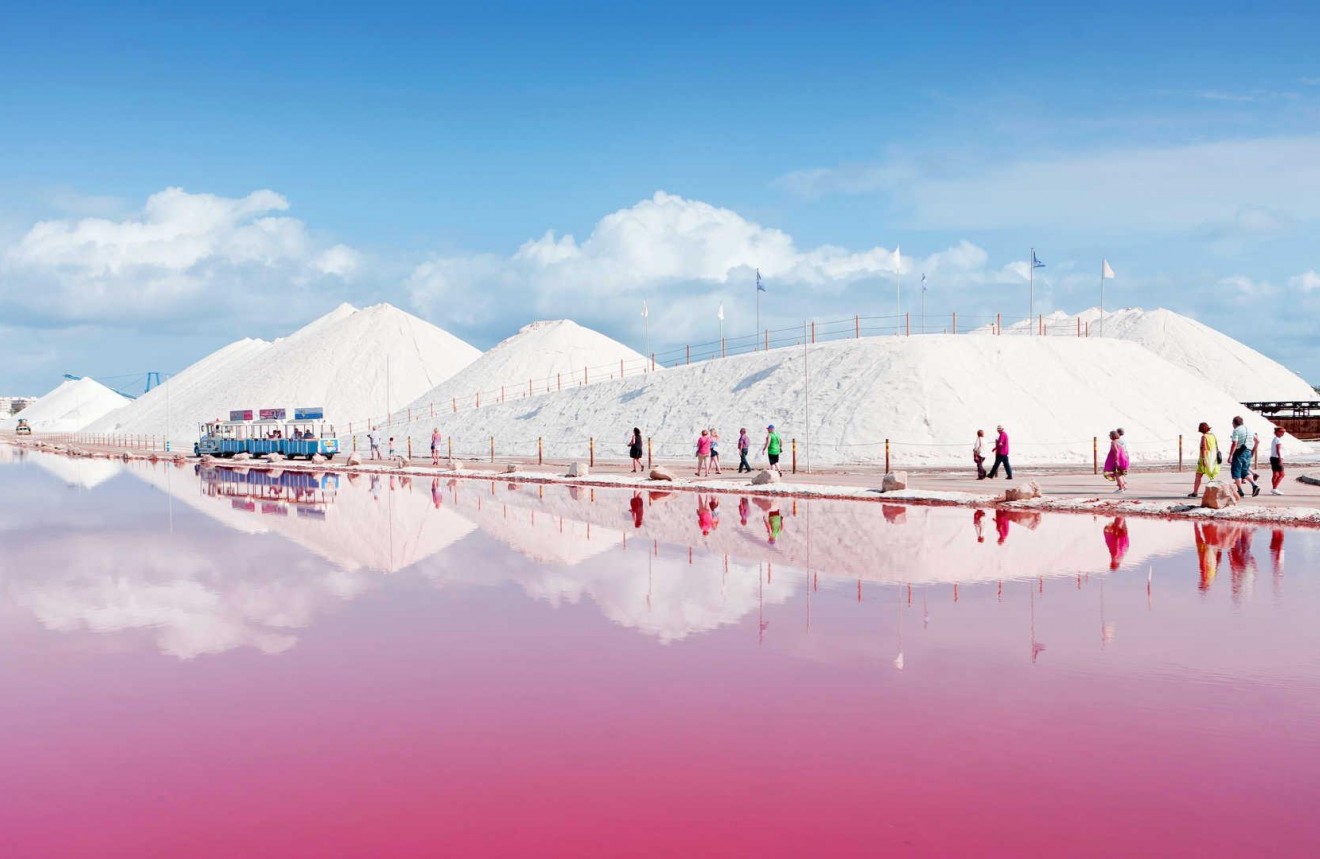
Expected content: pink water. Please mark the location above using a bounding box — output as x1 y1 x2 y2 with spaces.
2 450 1318 856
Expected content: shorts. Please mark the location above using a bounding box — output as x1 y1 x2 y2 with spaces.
768 453 780 465
1230 448 1252 479
1270 456 1284 474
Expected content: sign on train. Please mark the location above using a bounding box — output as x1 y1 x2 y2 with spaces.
228 409 254 421
294 407 324 420
259 408 287 421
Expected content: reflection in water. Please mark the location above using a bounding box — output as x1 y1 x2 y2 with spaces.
3 446 1320 856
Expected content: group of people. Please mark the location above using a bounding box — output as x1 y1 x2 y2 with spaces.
972 425 1013 480
624 424 784 478
1193 417 1287 499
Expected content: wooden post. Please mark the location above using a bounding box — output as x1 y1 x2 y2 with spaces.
408 437 413 460
452 397 457 413
686 345 690 365
584 367 589 385
791 438 797 474
721 337 726 358
538 437 543 465
589 437 595 467
448 437 453 461
1093 436 1098 474
1178 434 1183 472
885 438 890 473
810 321 816 344
476 392 480 408
647 437 652 469
528 379 533 396
855 315 860 339
490 436 494 463
764 329 769 350
1077 317 1082 337
906 312 910 336
430 403 435 418
952 312 957 334
620 358 624 378
650 353 656 372
996 312 1001 335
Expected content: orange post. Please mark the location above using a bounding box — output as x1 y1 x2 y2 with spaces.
952 312 957 334
905 312 910 336
1093 436 1098 474
1178 434 1183 472
854 315 860 338
490 436 494 463
791 438 797 474
647 437 652 469
885 438 890 473
538 437 543 465
810 321 816 343
589 437 595 467
407 437 413 460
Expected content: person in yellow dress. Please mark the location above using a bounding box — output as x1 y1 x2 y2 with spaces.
1189 421 1219 497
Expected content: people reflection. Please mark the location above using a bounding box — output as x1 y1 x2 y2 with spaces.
973 509 986 543
697 495 714 536
994 508 1010 545
738 496 750 526
1193 522 1221 591
431 477 443 509
708 496 721 531
629 492 644 529
1228 526 1257 602
1269 529 1284 588
765 506 784 545
1103 517 1130 570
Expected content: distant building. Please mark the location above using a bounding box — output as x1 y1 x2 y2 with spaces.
2 396 37 415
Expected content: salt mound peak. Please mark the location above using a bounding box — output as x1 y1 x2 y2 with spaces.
987 306 1316 401
401 318 647 417
3 376 131 432
88 301 480 448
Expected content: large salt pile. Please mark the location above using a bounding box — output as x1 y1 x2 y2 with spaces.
400 319 648 417
981 307 1317 402
410 334 1289 468
0 377 130 432
89 303 480 449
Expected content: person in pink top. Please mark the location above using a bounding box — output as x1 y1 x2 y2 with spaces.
986 424 1012 479
695 429 712 476
1103 429 1130 493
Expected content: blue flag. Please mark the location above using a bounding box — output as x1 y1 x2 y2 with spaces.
1032 251 1045 269
756 269 766 292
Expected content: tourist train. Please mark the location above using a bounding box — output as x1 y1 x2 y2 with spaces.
195 407 339 459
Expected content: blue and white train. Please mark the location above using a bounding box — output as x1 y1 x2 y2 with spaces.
196 407 339 459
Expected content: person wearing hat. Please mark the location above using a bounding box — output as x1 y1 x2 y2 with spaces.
1227 415 1260 498
1189 421 1220 497
1269 426 1287 495
986 424 1012 479
761 424 783 475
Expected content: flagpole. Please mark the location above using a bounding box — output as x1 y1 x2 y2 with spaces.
755 269 761 346
920 275 926 335
1029 247 1035 334
895 246 901 334
1099 260 1105 338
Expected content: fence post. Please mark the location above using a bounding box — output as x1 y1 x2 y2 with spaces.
476 392 480 408
647 437 652 469
885 438 890 473
1178 434 1183 472
490 436 495 463
620 358 624 378
855 315 860 339
589 437 595 467
791 438 797 474
408 437 413 460
650 353 656 372
810 321 816 344
996 312 1001 335
1093 436 1098 474
431 403 435 418
952 312 957 334
686 345 690 365
584 367 589 385
906 313 910 336
537 437 543 465
764 329 769 351
721 337 726 358
448 437 453 462
452 397 457 413
1077 317 1082 338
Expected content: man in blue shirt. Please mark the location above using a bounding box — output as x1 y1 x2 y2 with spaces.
1227 416 1260 498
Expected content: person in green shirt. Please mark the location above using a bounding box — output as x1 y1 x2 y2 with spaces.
761 424 783 475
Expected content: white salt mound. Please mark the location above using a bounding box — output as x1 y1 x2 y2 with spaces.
88 303 480 450
394 334 1291 468
983 307 1317 402
402 319 648 415
0 377 130 432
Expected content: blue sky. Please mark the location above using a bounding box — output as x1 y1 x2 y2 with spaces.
2 0 1318 394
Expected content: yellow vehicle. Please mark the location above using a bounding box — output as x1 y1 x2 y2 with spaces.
15 418 31 435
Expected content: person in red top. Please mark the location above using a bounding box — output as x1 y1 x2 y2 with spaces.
986 425 1012 479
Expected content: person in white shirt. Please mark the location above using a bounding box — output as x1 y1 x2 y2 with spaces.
973 429 986 480
1269 426 1286 495
1227 416 1260 498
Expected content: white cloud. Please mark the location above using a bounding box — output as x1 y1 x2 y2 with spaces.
1 187 357 326
410 191 1015 340
1289 270 1320 292
778 136 1320 235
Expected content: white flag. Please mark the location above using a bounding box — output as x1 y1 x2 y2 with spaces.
1102 259 1115 279
717 303 724 321
641 300 649 318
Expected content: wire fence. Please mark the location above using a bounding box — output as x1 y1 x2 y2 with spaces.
340 309 1093 437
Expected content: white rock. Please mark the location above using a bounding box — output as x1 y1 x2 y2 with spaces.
882 471 908 492
649 467 674 481
567 462 589 477
1004 480 1042 502
504 463 519 473
346 452 363 466
448 459 465 471
233 452 252 461
265 452 284 463
310 453 326 464
751 469 781 485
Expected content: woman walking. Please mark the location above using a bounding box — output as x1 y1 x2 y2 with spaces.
1189 421 1220 497
737 428 752 473
1104 429 1129 493
695 429 713 477
709 428 722 474
973 429 986 480
430 427 442 466
626 427 644 473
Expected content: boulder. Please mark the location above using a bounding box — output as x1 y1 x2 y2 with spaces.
504 463 519 474
751 469 781 485
233 452 252 462
447 459 465 472
346 452 363 466
394 455 409 468
649 467 674 482
567 462 589 478
1004 480 1042 502
1201 481 1239 510
310 453 326 464
882 471 908 492
200 455 216 465
265 452 284 463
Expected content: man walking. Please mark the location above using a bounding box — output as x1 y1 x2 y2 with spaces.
737 427 752 473
1227 416 1259 498
986 424 1012 479
761 424 783 475
367 426 382 460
